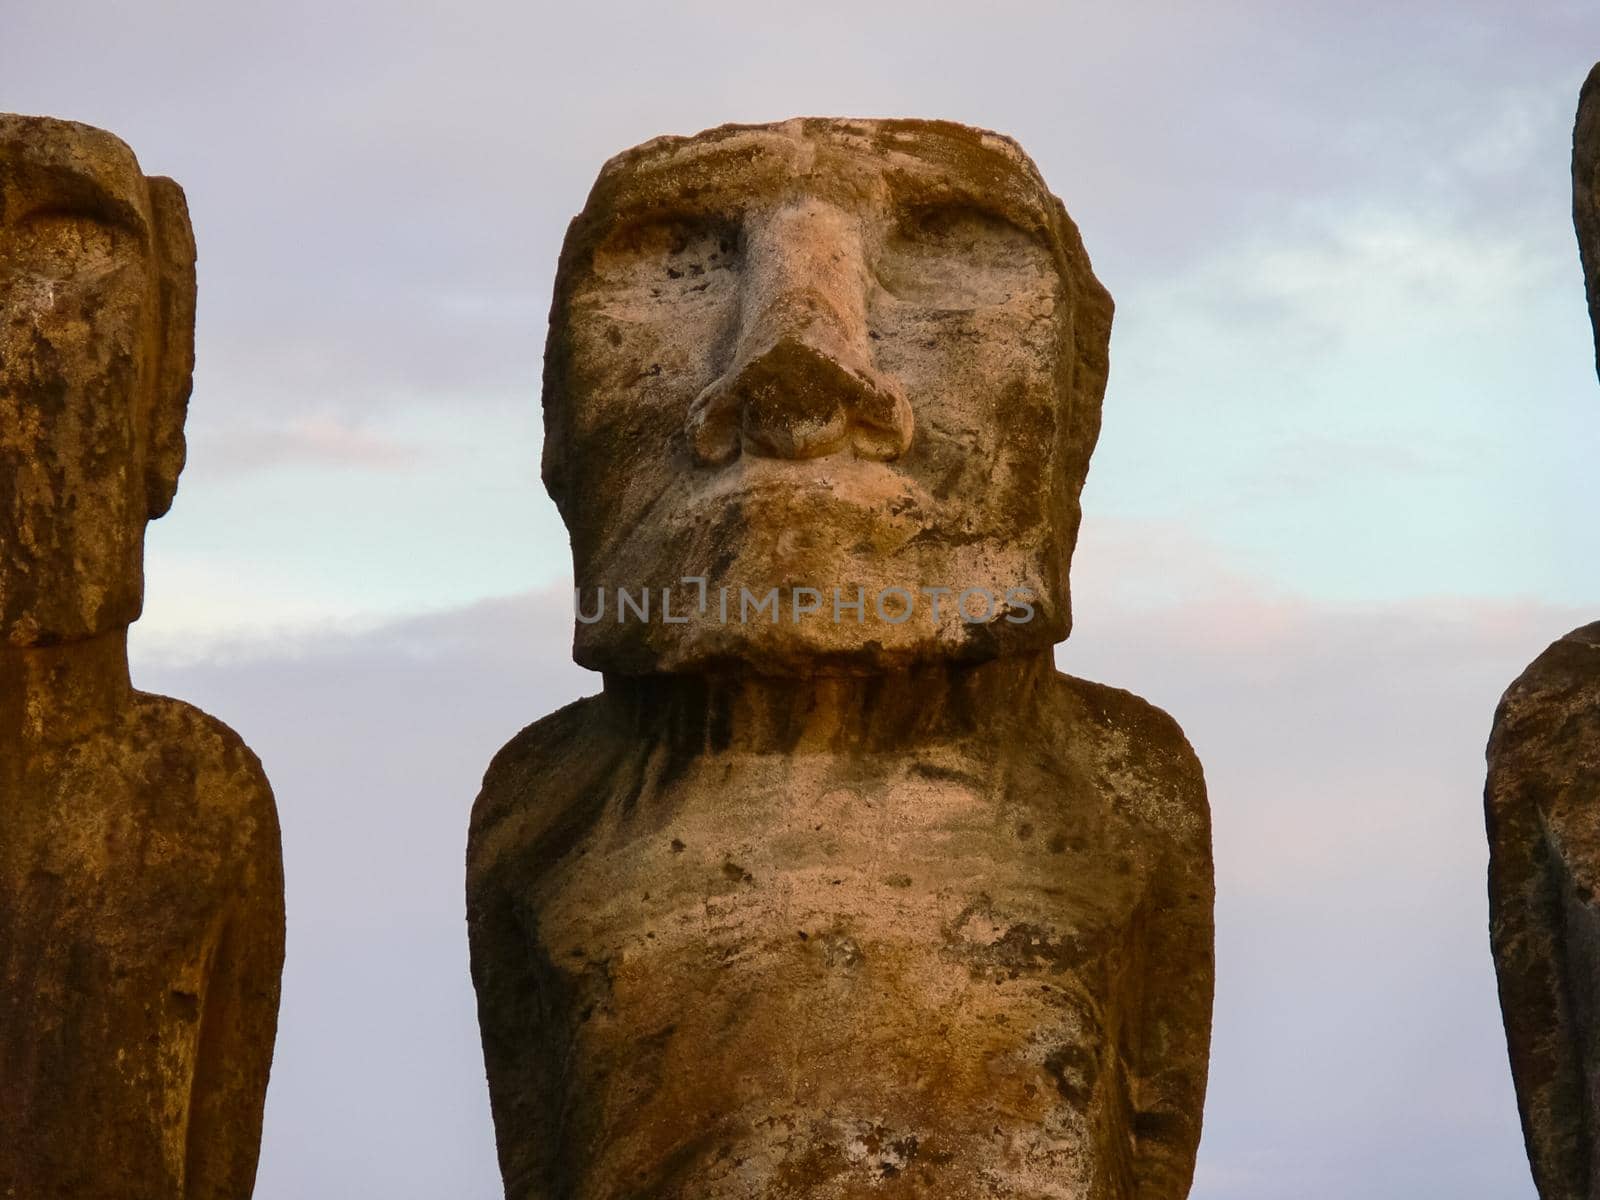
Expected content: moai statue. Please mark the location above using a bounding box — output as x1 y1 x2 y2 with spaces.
1486 64 1600 1200
468 119 1214 1200
0 116 284 1198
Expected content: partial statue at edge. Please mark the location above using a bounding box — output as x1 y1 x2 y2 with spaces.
0 115 284 1199
1486 63 1600 1200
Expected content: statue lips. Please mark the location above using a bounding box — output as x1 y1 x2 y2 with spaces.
686 452 935 530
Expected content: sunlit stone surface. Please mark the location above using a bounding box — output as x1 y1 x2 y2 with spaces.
0 114 284 1200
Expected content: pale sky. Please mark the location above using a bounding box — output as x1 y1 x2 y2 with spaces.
5 2 1600 1196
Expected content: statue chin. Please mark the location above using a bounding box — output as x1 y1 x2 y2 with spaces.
1 561 145 650
567 456 1072 675
569 558 1066 677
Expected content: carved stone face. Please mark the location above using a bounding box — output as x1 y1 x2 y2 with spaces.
544 118 1112 675
0 115 195 647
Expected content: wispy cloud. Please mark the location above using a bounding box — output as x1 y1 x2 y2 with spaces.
187 416 429 476
1136 203 1561 355
130 565 1563 1200
9 3 1596 1196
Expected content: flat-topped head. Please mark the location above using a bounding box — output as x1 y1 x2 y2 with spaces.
544 118 1112 675
0 114 196 647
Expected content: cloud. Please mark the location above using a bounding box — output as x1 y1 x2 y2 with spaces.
127 561 1575 1200
7 0 1596 621
8 3 1597 1196
187 415 429 476
1125 199 1563 371
5 0 1592 429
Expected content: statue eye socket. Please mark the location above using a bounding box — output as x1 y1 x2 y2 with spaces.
6 209 129 273
876 204 1051 309
591 215 742 292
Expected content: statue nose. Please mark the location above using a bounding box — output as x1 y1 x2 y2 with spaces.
688 203 913 465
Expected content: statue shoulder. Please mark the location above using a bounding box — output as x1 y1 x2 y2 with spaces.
1488 621 1600 875
1044 670 1210 854
126 690 279 826
1491 621 1600 757
111 692 282 902
468 692 613 881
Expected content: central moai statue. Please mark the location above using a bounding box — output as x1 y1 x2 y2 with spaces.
0 115 285 1198
468 118 1214 1199
1487 64 1600 1200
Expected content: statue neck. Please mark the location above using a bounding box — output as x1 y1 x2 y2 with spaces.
599 649 1056 755
0 629 133 747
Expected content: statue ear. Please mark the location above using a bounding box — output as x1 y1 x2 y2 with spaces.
1051 197 1112 497
144 175 197 520
1043 198 1113 638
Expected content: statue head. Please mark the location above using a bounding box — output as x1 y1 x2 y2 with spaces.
543 118 1112 674
0 114 196 648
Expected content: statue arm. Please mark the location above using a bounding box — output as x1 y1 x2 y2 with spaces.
466 711 603 1200
467 704 620 1200
1488 784 1592 1200
467 850 574 1200
1123 726 1214 1200
180 770 286 1200
1485 626 1600 1200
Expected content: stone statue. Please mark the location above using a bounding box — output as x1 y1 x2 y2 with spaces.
1486 63 1600 1200
468 118 1214 1199
0 115 284 1198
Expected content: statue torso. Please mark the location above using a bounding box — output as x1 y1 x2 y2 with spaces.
469 669 1211 1200
0 692 284 1200
1487 621 1600 1200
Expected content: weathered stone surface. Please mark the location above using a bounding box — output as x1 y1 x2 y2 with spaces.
1489 625 1600 1200
1486 68 1600 1200
0 114 284 1199
469 119 1213 1199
